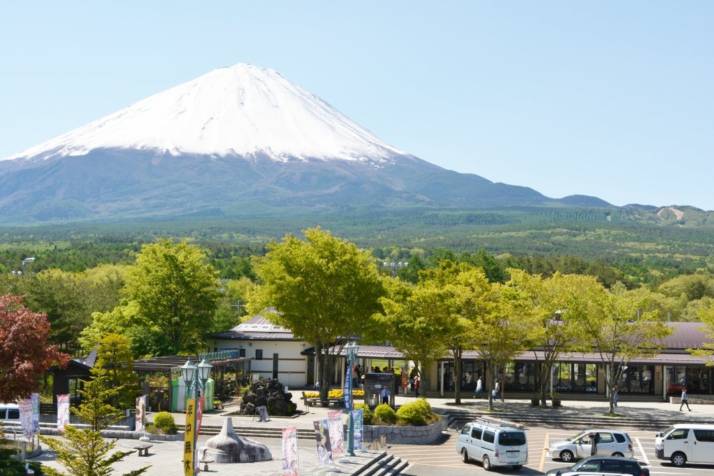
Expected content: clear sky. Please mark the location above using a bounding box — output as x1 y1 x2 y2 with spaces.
2 1 713 208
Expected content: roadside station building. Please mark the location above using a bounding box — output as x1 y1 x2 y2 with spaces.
211 317 714 400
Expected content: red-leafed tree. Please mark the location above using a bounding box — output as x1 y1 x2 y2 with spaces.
0 295 69 402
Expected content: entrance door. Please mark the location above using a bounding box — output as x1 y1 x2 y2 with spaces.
272 353 279 379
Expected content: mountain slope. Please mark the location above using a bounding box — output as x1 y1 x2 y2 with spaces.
0 63 606 223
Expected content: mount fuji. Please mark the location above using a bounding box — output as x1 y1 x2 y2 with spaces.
0 64 608 222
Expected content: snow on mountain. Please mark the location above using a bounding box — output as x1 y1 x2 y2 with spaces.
7 63 403 162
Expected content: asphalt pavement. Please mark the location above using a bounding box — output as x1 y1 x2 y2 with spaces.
392 425 714 476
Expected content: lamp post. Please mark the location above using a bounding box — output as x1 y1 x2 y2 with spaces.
345 341 359 456
181 358 212 476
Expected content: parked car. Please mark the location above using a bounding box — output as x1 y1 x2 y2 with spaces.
549 429 634 462
545 456 650 476
655 423 714 467
0 403 20 422
456 418 528 470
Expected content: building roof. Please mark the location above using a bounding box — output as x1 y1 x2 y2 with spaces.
660 321 711 350
211 313 296 341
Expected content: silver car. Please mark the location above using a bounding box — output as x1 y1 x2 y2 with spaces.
549 429 634 462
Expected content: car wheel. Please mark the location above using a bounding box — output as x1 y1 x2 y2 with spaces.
461 448 470 463
612 452 624 457
671 452 686 467
560 450 574 463
483 455 492 471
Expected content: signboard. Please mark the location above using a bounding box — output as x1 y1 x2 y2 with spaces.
343 366 352 409
364 372 396 409
135 395 147 432
313 419 332 465
183 399 196 476
352 409 363 450
31 393 40 434
18 399 33 441
57 394 70 430
328 411 344 457
282 426 299 476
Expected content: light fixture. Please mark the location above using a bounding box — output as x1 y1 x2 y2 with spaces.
198 359 212 385
181 360 197 387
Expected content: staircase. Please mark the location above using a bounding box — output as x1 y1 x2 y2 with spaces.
198 423 315 439
442 407 712 431
354 452 410 476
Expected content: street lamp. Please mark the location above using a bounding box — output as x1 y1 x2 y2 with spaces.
181 358 212 476
345 341 360 456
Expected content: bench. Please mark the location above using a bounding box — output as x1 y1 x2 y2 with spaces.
132 443 153 457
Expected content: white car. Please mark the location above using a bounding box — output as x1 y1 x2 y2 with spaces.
549 429 634 462
655 423 714 467
456 418 528 470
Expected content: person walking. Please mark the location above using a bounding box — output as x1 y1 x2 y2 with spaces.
590 432 598 456
613 385 619 408
474 376 483 398
680 386 692 412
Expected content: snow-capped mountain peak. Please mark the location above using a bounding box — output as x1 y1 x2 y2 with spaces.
8 63 403 162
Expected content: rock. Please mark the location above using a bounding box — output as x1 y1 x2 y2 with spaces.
203 418 272 463
239 379 296 416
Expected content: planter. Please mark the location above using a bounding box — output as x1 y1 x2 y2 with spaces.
362 417 446 445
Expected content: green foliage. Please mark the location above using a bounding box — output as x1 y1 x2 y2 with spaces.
151 412 177 434
91 334 138 409
396 399 436 426
123 239 220 355
40 376 149 476
354 403 373 425
373 403 397 424
250 227 385 401
0 447 44 476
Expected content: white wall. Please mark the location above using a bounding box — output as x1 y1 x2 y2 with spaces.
213 339 309 387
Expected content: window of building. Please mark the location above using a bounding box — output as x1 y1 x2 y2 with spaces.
239 348 246 357
255 349 263 360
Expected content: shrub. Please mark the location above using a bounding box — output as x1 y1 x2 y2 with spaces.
152 411 177 434
374 403 397 425
354 403 373 425
396 398 436 426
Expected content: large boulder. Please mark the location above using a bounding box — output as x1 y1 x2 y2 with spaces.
239 379 296 416
202 418 272 463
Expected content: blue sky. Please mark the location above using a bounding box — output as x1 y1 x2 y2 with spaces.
2 1 713 208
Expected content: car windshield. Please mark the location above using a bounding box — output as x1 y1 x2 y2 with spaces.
569 432 586 442
498 431 526 446
663 427 676 437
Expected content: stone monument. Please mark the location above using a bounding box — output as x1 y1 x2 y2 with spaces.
202 417 272 463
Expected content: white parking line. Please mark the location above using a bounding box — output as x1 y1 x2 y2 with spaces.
539 432 549 473
636 437 651 466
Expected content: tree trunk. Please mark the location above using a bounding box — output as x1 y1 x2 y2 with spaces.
316 343 329 405
488 362 495 411
454 349 462 405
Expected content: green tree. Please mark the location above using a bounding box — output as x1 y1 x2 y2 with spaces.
41 377 148 476
418 261 491 404
688 301 714 363
92 334 139 409
250 228 385 403
516 271 595 406
124 240 220 355
579 283 671 414
473 279 535 410
212 277 255 333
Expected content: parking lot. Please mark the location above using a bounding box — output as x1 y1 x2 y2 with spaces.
393 426 714 476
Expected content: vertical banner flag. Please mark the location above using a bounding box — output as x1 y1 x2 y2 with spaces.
352 409 363 450
327 411 344 457
135 395 146 432
281 426 299 476
57 394 70 430
196 396 204 436
183 399 196 476
344 366 352 409
313 420 332 466
31 393 40 434
19 399 33 441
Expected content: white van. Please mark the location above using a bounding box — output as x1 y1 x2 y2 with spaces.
655 423 714 467
0 403 20 422
456 418 528 470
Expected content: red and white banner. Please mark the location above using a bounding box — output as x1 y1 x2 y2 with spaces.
282 426 299 476
135 395 146 432
57 394 70 430
327 410 344 457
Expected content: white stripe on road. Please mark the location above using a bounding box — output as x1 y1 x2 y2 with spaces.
539 432 549 473
636 436 651 467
